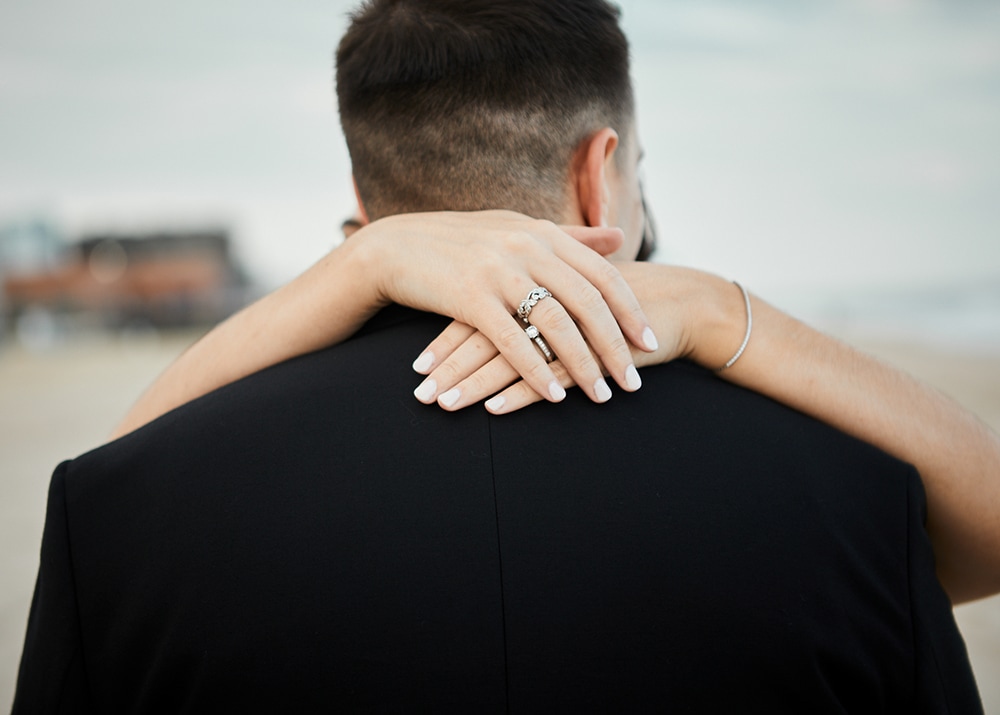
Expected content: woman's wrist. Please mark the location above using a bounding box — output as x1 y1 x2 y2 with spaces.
618 264 748 372
331 224 394 313
689 275 754 373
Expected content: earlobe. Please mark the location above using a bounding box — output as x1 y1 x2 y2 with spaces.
576 128 619 228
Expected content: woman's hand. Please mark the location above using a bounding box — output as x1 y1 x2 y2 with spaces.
355 211 659 405
411 264 748 413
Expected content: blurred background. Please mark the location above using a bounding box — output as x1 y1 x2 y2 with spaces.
1 0 998 708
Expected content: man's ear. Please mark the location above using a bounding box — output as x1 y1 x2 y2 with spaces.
576 128 619 228
351 175 370 225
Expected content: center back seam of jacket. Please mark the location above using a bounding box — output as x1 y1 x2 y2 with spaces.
486 415 510 712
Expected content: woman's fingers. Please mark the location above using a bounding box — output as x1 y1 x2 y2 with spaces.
411 311 568 407
411 321 476 374
560 225 625 257
553 226 658 354
513 244 640 397
436 354 521 411
412 304 614 409
485 367 572 415
410 260 643 406
413 329 501 404
472 310 571 403
518 294 615 402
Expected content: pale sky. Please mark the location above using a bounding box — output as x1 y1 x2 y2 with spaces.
1 0 998 313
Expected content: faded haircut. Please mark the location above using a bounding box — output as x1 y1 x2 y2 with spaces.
336 0 634 222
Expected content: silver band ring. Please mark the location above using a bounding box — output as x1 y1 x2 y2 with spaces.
524 323 555 362
517 287 552 321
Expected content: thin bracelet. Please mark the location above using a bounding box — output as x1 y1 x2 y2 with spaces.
716 281 752 372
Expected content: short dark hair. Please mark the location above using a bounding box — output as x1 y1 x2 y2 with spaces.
336 0 633 222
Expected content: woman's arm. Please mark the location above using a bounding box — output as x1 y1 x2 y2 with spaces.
110 211 656 439
706 276 1000 606
112 210 1000 603
110 237 383 439
427 262 1000 605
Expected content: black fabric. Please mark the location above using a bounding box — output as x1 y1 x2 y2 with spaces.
14 306 982 713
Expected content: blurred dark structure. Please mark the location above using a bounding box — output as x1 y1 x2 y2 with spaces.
1 222 251 340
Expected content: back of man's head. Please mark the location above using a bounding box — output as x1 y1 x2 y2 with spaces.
336 0 633 222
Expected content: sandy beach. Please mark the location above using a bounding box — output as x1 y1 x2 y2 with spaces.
1 328 998 710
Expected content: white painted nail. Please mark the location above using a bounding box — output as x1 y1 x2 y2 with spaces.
549 381 566 401
485 395 506 412
412 351 434 373
625 364 642 391
594 377 613 403
438 387 461 408
642 326 659 351
413 377 437 403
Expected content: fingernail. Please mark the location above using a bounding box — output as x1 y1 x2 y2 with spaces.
594 377 613 402
413 377 437 403
642 326 659 351
412 351 434 373
438 387 461 408
625 364 642 391
549 381 566 401
485 395 506 412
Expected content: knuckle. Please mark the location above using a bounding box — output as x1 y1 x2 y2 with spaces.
574 283 608 313
461 371 488 395
507 382 537 403
595 259 623 286
495 324 528 352
525 361 552 384
551 362 572 383
627 303 647 322
433 360 464 384
563 349 597 376
531 218 559 237
502 230 534 255
465 257 504 288
605 335 630 356
541 307 575 334
463 369 502 397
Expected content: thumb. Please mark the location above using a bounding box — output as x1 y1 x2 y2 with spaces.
559 225 625 257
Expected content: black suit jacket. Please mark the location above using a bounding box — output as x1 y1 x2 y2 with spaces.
14 306 982 713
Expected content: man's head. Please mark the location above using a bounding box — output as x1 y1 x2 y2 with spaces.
337 0 649 258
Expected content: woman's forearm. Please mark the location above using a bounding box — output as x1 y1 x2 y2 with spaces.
726 300 1000 605
655 265 1000 604
110 238 386 439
